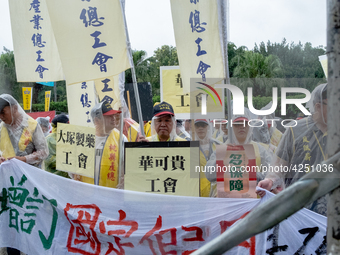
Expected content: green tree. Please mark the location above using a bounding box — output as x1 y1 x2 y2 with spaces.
232 51 283 96
147 45 179 95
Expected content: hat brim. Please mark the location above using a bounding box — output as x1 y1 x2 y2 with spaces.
234 117 249 122
154 111 174 117
103 109 121 116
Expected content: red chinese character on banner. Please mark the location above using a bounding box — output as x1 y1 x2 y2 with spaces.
109 161 115 172
219 211 255 255
181 226 205 254
109 144 117 151
107 172 115 181
109 153 116 161
64 204 102 255
99 210 138 254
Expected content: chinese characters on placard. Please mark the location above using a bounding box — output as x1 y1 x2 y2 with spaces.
139 155 185 193
57 128 95 169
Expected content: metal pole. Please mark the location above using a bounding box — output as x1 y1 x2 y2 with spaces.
326 0 340 253
219 0 233 143
121 0 145 137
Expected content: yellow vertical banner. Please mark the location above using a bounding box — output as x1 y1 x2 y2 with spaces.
45 91 51 111
45 0 131 85
160 66 224 119
8 0 64 82
56 123 95 177
22 87 32 111
170 0 225 93
67 81 96 128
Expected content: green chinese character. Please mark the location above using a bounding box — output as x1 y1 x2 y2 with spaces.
229 154 242 165
230 171 243 178
230 180 244 191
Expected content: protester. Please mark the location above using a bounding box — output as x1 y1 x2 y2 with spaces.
194 119 221 197
0 94 49 255
184 119 192 134
252 101 283 149
78 101 124 188
205 111 272 197
216 122 228 143
257 84 328 215
44 114 70 178
212 121 222 139
0 94 48 166
176 119 191 141
138 101 186 142
36 116 50 137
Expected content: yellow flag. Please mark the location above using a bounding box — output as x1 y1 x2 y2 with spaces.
22 87 33 111
45 91 51 111
170 0 225 93
45 0 131 85
8 0 64 82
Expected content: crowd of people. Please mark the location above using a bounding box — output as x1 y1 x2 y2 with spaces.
0 83 329 254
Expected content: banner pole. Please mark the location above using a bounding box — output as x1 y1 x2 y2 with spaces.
121 0 145 137
219 0 233 143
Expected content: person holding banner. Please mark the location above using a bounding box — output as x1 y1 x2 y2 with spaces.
0 94 49 255
138 101 186 142
194 119 221 197
257 84 328 215
0 94 49 166
78 101 124 188
205 112 272 197
44 114 70 178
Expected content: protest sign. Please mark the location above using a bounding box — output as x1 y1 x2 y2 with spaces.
56 123 95 177
216 144 258 198
0 159 327 254
161 67 224 119
125 141 200 197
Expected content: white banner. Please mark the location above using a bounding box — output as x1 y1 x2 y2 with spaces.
0 159 326 254
170 0 225 93
9 0 64 82
45 0 131 85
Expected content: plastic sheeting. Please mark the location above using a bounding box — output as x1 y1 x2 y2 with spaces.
0 159 326 255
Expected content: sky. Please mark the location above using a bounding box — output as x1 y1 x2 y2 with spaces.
0 0 327 58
